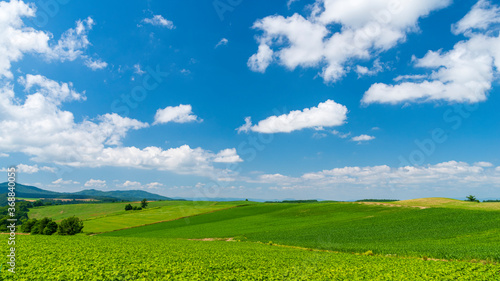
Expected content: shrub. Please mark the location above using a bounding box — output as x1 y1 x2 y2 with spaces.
125 204 133 211
58 216 84 235
42 221 58 235
21 218 37 233
133 206 142 210
31 217 52 235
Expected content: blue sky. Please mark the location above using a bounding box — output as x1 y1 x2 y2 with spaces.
1 0 499 200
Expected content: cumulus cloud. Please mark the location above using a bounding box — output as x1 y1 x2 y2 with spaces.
256 161 500 190
84 58 108 70
238 100 348 134
352 134 375 142
153 104 201 125
0 75 241 176
142 15 175 29
0 153 8 157
84 179 106 188
0 1 102 78
363 0 500 105
1 164 55 174
248 0 451 82
213 148 243 163
52 178 79 185
118 181 164 190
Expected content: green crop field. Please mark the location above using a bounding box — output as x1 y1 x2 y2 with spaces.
104 202 500 262
29 201 256 233
3 235 499 281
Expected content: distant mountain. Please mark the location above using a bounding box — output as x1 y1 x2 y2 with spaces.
73 189 175 201
0 182 175 202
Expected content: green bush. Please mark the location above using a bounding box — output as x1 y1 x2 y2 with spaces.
58 216 84 235
42 221 58 235
31 217 52 235
125 204 133 211
21 218 37 233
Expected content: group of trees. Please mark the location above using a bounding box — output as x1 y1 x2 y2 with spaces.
125 199 148 211
21 216 84 235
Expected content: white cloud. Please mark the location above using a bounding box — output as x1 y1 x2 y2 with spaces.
352 134 375 142
238 100 348 134
0 76 242 176
153 104 201 125
452 0 500 35
355 59 384 77
287 0 299 9
84 179 106 188
0 163 55 174
0 1 100 78
213 148 243 163
332 130 351 139
142 15 175 29
49 17 95 61
474 161 494 167
84 58 108 70
121 180 141 188
363 0 500 105
52 178 79 185
255 161 500 190
215 38 228 48
0 153 8 157
145 182 163 189
134 64 145 75
247 43 274 73
393 74 428 82
248 0 451 82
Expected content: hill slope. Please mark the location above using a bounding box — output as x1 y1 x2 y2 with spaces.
104 201 500 262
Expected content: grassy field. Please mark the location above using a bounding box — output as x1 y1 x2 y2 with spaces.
3 235 498 281
29 201 258 233
104 201 500 261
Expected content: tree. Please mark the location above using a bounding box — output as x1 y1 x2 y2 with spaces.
58 216 84 235
21 218 37 233
466 195 479 202
31 217 52 235
42 221 58 235
141 199 148 209
33 200 44 207
125 204 133 211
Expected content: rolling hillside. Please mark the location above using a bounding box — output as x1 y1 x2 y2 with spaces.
29 200 259 233
104 201 500 262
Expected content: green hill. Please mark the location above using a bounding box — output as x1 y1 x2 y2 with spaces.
104 201 500 262
28 200 258 233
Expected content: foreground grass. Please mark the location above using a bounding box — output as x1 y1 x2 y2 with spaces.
3 235 498 280
29 201 255 233
104 202 500 262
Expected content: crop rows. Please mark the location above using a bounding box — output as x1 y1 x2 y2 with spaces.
2 235 499 280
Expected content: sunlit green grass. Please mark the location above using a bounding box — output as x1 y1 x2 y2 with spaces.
105 202 500 261
4 235 498 280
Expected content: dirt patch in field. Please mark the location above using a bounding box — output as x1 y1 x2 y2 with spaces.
356 202 429 209
188 238 235 242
